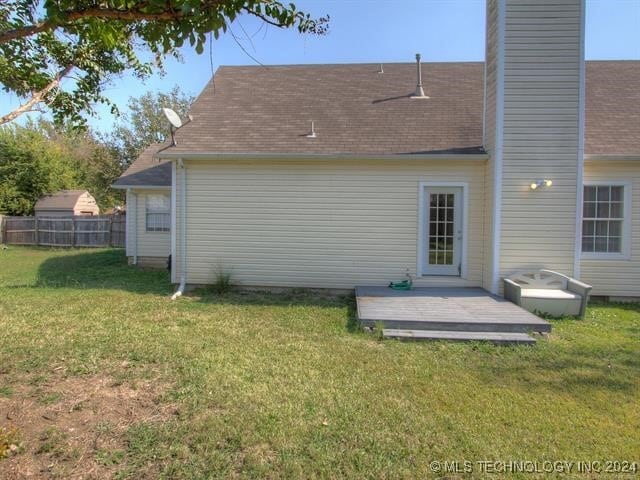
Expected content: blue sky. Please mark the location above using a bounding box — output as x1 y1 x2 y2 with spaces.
1 0 639 132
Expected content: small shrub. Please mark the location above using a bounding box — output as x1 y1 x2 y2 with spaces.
212 265 233 294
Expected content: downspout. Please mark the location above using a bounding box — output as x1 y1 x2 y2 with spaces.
171 158 186 300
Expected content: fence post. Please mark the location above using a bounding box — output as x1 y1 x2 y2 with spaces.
71 217 76 247
0 215 4 244
34 215 39 246
108 215 113 247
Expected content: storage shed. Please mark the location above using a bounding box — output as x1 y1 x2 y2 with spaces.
34 190 100 217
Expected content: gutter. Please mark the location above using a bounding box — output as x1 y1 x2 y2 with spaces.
584 154 640 162
171 158 187 300
112 184 171 190
156 152 489 162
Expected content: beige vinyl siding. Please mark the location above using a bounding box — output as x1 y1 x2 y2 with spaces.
581 161 640 297
498 0 582 279
175 159 486 289
74 192 100 215
130 189 171 260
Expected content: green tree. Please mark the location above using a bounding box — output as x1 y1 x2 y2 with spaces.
0 121 123 215
0 1 328 127
104 86 194 168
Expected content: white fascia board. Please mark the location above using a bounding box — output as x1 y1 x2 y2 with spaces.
156 152 489 162
111 185 171 190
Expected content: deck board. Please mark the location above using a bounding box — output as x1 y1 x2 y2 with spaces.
355 286 551 333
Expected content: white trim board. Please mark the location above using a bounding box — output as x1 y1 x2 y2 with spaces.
417 182 469 279
170 161 177 284
112 185 170 190
573 0 587 279
490 0 506 294
156 152 489 162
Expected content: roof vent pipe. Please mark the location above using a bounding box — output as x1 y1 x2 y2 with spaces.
411 53 429 99
306 121 317 138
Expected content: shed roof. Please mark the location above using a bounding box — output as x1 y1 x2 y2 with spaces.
34 190 93 211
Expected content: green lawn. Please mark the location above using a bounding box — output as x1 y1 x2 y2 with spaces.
0 247 638 479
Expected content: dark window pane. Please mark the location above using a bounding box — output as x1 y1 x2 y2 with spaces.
429 251 437 265
584 186 596 201
597 186 610 201
583 202 596 218
429 239 437 250
597 202 610 218
436 251 443 265
610 202 623 218
438 208 446 221
608 237 621 253
595 221 608 236
446 208 453 222
610 186 623 201
446 222 453 236
582 236 594 252
447 194 454 207
430 195 438 207
582 220 595 236
444 251 453 265
439 194 446 207
430 209 437 221
609 221 622 237
595 237 608 252
429 222 438 236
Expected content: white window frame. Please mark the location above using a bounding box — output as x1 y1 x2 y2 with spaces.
145 193 171 233
581 181 631 260
417 182 469 278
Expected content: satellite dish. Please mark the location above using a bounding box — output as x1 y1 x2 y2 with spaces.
162 107 182 146
162 108 182 128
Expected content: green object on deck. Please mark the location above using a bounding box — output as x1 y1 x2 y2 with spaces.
388 279 412 291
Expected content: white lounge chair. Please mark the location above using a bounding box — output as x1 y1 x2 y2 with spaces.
503 270 592 318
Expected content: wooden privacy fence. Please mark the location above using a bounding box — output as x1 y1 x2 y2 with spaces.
1 215 125 248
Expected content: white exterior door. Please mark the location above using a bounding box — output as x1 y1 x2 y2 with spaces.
423 187 463 276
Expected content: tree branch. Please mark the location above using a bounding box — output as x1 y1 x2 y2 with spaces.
0 1 278 44
0 66 73 125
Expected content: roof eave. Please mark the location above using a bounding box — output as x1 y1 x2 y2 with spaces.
111 184 171 190
584 154 640 161
155 152 489 161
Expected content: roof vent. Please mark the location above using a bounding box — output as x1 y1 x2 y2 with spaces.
377 64 384 74
410 53 429 99
306 121 317 138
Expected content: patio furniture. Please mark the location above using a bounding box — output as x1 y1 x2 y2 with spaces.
503 270 592 318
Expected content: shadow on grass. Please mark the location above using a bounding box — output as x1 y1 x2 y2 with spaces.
189 287 363 333
33 249 173 295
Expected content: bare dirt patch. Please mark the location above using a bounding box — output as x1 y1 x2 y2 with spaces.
0 370 176 479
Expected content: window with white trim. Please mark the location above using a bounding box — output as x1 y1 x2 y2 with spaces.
582 185 625 254
145 194 170 232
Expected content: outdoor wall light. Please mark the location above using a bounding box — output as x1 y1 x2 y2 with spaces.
530 179 553 190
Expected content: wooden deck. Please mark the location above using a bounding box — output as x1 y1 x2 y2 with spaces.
355 286 551 339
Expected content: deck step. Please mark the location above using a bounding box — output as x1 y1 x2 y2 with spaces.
382 329 537 345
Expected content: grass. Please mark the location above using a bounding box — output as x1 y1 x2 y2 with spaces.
0 246 639 478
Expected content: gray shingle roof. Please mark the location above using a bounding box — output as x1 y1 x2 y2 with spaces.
112 143 171 188
585 61 640 157
169 62 486 157
115 60 640 187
